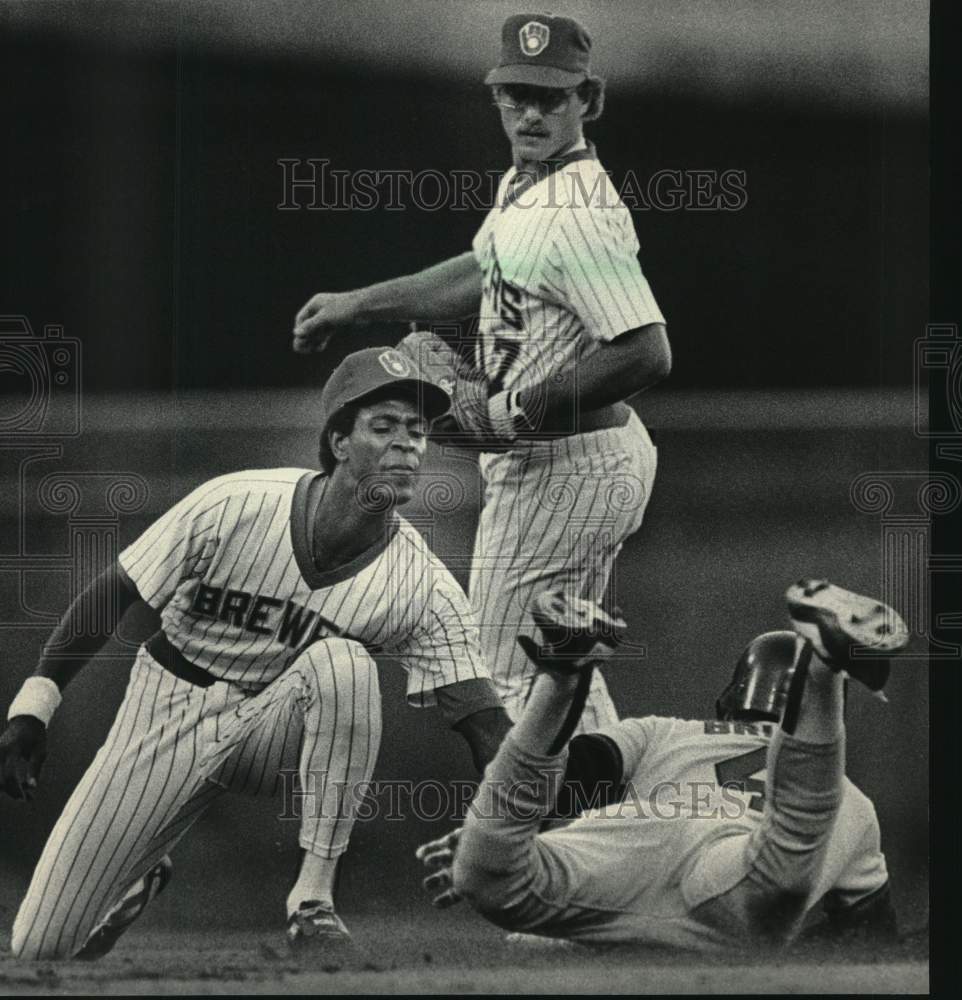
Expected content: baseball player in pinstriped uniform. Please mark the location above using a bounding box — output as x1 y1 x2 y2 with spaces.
0 347 512 959
293 12 671 733
420 582 908 949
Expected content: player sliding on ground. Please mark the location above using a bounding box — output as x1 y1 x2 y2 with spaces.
418 581 909 949
0 347 520 960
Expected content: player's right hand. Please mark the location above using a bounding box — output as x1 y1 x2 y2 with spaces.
0 716 47 800
292 291 368 354
414 828 463 909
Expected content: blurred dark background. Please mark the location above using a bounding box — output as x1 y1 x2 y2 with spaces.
2 0 927 390
0 1 929 936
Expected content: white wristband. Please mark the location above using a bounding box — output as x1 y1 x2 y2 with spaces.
7 676 62 726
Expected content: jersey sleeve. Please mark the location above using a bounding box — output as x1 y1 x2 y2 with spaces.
551 202 665 342
388 558 491 708
118 478 230 610
471 171 514 260
592 715 661 779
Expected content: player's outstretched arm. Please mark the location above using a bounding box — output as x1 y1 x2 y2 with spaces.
0 561 147 800
292 251 483 354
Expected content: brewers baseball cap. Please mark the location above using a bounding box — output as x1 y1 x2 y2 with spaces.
485 13 592 89
319 346 451 435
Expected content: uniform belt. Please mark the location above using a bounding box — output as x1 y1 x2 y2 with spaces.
145 631 218 688
516 401 632 443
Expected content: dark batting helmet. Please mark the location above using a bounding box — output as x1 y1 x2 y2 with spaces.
716 630 814 723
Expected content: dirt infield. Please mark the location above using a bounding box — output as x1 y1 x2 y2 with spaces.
0 914 928 995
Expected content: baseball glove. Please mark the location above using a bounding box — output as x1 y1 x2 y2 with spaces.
395 329 460 397
395 330 514 451
0 716 47 800
517 591 628 674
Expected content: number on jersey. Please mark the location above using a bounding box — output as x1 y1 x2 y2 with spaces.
715 747 767 814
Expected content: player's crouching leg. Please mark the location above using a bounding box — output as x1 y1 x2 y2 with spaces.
10 914 51 960
283 638 383 860
11 921 55 961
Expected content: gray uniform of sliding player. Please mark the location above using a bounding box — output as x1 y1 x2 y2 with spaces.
446 589 906 950
457 714 888 949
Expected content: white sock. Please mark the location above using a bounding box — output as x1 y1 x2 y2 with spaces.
287 852 338 916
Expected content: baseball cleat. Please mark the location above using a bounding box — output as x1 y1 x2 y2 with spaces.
785 580 909 693
75 855 173 960
518 591 628 673
286 900 352 950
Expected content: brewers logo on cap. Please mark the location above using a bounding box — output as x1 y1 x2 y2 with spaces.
378 350 411 377
519 20 550 56
486 14 591 89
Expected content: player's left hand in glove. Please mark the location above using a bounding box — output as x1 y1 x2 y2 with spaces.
517 592 628 674
414 828 463 909
395 329 461 397
429 374 537 453
395 330 525 452
0 716 48 800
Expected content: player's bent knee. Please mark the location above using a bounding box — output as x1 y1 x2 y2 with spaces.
10 924 70 962
9 926 27 960
292 638 376 695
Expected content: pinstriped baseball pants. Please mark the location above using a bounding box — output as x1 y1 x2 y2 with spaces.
470 411 657 731
11 637 381 960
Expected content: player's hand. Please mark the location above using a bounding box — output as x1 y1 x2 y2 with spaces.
415 828 463 909
432 374 520 452
292 291 368 354
0 716 48 800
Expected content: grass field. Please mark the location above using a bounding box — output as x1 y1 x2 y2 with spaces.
0 912 929 995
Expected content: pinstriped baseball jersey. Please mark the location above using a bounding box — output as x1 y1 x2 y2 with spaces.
471 143 665 394
466 143 664 733
119 468 488 701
